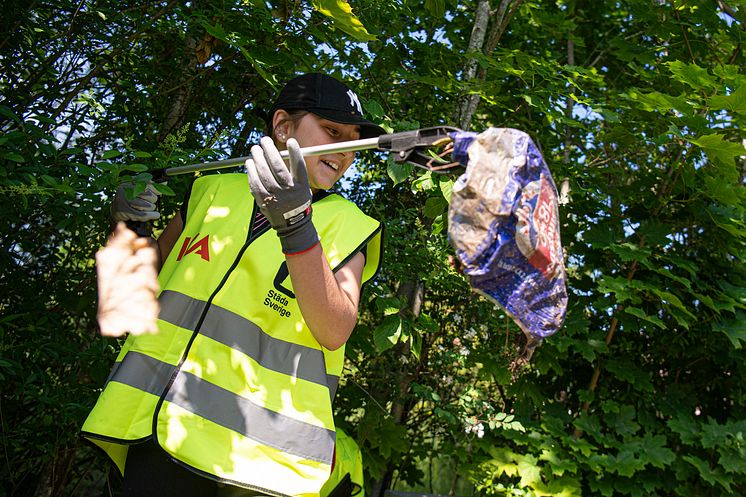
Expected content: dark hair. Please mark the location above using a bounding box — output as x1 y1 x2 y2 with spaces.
268 109 309 140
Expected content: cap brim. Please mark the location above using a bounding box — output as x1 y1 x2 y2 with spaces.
308 108 387 139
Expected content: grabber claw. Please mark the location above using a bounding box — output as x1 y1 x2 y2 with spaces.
377 126 465 172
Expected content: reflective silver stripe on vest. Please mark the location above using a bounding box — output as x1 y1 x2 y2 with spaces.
326 374 339 401
159 290 337 394
165 370 335 464
158 290 207 332
106 351 176 397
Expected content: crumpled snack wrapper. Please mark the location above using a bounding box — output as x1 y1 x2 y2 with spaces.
95 222 159 336
448 128 567 347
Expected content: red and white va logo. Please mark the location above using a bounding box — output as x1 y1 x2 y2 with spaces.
177 233 210 262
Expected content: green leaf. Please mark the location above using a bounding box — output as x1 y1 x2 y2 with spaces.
689 133 745 170
668 415 699 445
703 175 742 205
539 449 579 477
614 449 645 477
607 403 641 438
101 150 122 160
411 170 435 192
652 267 692 290
437 175 454 203
597 276 640 304
574 338 608 362
708 84 746 115
0 105 21 123
573 414 602 440
133 151 152 158
373 315 402 352
3 152 25 163
151 182 173 196
123 163 148 172
423 196 447 219
235 45 276 88
719 449 746 474
126 181 146 200
712 312 746 349
424 0 445 18
647 287 696 322
624 307 666 329
364 99 385 120
433 407 457 424
639 434 675 469
415 313 438 334
484 447 519 478
412 382 440 402
683 456 733 491
666 61 718 91
517 460 542 488
533 476 583 497
375 296 401 316
40 175 57 186
311 1 377 41
60 147 84 156
409 329 422 360
607 243 651 263
627 90 691 115
386 156 412 185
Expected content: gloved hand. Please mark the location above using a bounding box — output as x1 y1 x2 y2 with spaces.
111 181 162 222
248 136 319 254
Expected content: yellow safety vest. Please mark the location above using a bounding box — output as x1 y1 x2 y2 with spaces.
320 428 364 497
82 174 382 497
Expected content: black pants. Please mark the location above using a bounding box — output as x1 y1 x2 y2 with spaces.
121 440 264 497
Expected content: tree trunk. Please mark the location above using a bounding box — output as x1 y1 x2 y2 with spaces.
455 0 490 130
456 0 524 130
158 34 199 143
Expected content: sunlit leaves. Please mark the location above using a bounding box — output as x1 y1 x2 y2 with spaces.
373 315 403 352
311 0 377 41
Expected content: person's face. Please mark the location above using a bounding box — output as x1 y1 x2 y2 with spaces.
275 111 361 191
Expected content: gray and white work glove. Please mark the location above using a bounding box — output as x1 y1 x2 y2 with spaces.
111 182 162 222
248 136 319 255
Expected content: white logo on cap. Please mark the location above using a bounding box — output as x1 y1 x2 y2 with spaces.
347 89 363 114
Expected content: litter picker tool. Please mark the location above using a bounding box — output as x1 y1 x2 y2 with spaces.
147 126 465 180
126 126 464 237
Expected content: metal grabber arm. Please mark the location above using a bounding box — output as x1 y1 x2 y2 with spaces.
126 126 465 236
158 125 465 177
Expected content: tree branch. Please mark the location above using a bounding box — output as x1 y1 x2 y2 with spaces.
456 0 524 130
454 0 491 130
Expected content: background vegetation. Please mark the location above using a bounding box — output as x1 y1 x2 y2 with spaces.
1 1 744 496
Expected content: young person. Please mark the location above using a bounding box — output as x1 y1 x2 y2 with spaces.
83 73 385 497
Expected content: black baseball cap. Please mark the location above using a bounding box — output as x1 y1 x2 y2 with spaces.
266 73 386 139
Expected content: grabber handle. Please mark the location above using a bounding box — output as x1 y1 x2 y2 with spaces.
376 126 463 153
123 170 169 238
125 220 153 238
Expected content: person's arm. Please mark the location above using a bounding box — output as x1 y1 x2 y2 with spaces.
286 249 365 350
156 212 184 269
248 136 369 350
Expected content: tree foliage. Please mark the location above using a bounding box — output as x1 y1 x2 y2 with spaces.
1 1 745 496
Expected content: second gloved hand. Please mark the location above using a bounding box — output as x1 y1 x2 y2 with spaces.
248 136 319 255
111 182 162 222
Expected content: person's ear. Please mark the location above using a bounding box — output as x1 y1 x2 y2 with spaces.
272 110 291 143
